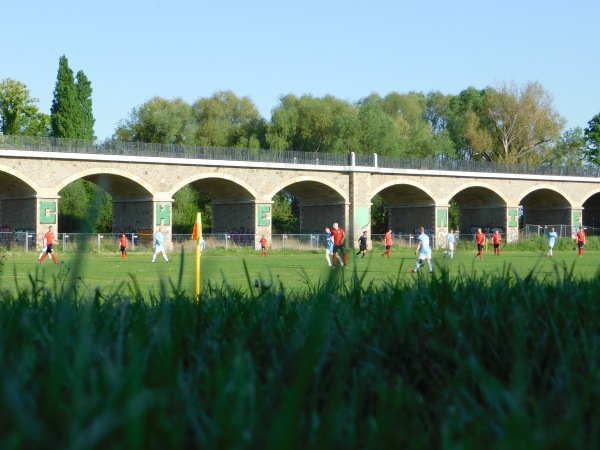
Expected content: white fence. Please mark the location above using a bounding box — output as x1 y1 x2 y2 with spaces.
0 226 592 253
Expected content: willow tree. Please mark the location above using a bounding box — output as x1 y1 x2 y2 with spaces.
483 81 564 163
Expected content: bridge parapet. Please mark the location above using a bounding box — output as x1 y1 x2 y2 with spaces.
3 135 600 179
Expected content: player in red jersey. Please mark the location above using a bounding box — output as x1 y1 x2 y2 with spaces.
381 229 392 258
259 235 268 256
330 222 347 267
492 230 502 255
38 225 59 264
474 228 486 260
119 233 129 259
576 228 586 257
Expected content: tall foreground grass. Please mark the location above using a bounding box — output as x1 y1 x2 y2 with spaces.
0 265 599 449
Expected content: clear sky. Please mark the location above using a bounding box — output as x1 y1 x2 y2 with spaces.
3 0 599 141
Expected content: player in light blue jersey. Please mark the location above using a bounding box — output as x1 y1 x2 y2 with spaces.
152 227 170 262
324 226 335 266
409 227 433 273
444 229 456 259
546 227 558 258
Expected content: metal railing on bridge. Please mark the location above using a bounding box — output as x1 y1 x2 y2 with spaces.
2 135 600 178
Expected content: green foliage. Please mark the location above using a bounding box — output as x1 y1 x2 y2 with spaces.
58 180 112 232
584 113 600 164
114 92 267 148
271 190 299 233
172 185 212 233
0 78 50 136
448 199 459 230
370 194 388 233
356 97 402 156
550 127 587 167
50 55 95 139
267 94 357 153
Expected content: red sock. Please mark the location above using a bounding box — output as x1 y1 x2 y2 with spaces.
52 254 58 264
40 254 47 262
579 248 582 256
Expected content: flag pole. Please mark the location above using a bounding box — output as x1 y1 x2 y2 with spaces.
192 212 202 300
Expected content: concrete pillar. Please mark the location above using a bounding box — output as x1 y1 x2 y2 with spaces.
506 206 520 243
255 201 273 249
153 199 173 251
435 205 449 249
572 207 583 237
36 197 59 241
348 172 371 249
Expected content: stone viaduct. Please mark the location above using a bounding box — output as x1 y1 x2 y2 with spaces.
1 141 600 248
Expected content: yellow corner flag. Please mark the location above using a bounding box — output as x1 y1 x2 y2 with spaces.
192 212 202 299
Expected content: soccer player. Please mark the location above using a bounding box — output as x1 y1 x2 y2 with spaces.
546 227 558 258
356 231 368 258
492 230 502 255
330 222 346 267
444 229 456 259
119 233 129 260
38 225 59 264
409 227 433 274
151 227 170 262
324 226 334 266
576 228 586 257
381 229 392 258
474 228 486 260
259 235 268 256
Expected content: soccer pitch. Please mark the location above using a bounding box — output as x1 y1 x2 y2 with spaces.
1 247 598 296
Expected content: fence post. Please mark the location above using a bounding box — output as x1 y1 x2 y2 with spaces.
63 233 68 252
98 234 104 253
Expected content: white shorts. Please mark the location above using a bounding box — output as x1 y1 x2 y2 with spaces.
326 249 332 255
418 252 432 260
448 242 455 251
548 243 555 249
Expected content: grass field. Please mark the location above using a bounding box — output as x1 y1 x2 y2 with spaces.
2 246 598 296
1 245 600 448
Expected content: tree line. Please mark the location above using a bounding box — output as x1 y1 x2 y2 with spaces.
2 55 600 233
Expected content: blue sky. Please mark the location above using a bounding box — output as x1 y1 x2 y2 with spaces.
3 0 599 141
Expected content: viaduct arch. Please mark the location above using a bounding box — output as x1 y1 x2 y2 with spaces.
0 144 598 249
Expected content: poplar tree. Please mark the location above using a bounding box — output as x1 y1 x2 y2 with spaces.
50 55 95 139
75 71 95 140
51 55 101 232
